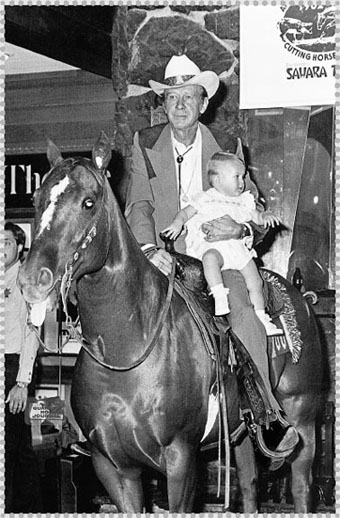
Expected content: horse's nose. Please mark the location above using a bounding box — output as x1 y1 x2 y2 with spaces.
37 267 54 290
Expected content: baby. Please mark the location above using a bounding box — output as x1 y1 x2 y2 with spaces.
162 151 283 336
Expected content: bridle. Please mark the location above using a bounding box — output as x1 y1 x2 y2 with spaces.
59 164 108 343
28 161 108 351
35 160 176 370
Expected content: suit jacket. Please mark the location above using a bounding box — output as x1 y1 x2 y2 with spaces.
125 122 259 253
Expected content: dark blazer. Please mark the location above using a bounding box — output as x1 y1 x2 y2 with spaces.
125 122 259 253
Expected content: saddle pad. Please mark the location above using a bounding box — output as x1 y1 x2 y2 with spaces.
268 334 290 359
260 270 285 319
261 270 303 364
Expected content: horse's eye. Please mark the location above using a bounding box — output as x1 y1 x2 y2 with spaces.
83 198 94 210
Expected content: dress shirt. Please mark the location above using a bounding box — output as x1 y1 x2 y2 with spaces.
5 260 39 384
171 126 203 209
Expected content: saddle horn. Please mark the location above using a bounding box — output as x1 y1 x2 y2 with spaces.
92 131 112 172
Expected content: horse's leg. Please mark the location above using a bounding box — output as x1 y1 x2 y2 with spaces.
234 435 258 512
91 448 144 513
280 395 318 512
289 422 316 512
165 440 197 512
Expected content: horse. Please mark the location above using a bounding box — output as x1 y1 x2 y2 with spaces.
18 133 324 513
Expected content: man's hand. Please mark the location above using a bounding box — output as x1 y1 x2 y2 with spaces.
147 248 173 276
6 385 28 414
202 214 243 242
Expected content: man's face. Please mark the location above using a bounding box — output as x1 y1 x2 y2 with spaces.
163 85 208 132
5 230 21 270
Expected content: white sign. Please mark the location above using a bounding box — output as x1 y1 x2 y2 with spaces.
240 5 335 109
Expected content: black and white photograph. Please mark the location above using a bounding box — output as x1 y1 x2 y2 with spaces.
4 4 336 514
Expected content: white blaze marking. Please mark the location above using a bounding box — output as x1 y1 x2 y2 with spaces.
37 176 70 236
95 156 103 169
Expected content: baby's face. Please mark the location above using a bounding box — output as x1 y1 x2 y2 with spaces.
213 160 246 197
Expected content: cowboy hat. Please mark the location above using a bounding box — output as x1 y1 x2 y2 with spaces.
149 55 219 99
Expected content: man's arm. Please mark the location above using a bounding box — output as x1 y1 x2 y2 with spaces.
124 132 173 275
126 199 157 247
201 215 267 245
17 323 40 385
124 132 157 246
6 314 40 414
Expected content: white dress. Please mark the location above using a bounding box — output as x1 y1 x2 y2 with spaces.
185 188 258 270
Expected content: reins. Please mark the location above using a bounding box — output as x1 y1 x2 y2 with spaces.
80 260 176 371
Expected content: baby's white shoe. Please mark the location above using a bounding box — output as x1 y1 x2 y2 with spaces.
256 310 283 336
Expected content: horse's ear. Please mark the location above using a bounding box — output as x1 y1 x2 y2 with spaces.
92 131 112 172
47 139 63 168
235 137 245 164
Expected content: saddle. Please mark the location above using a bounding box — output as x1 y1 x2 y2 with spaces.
162 235 286 324
173 251 294 363
162 227 296 426
169 249 274 423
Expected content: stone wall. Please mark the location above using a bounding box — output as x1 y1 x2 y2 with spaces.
111 5 246 200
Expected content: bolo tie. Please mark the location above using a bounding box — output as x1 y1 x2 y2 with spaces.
175 146 193 209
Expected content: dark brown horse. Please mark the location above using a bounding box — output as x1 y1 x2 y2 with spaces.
18 133 323 512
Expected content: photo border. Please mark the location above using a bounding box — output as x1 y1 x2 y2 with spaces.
1 1 339 516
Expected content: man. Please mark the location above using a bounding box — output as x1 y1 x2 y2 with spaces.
5 221 42 512
125 54 298 458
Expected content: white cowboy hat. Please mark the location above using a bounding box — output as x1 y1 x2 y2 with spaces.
149 55 219 99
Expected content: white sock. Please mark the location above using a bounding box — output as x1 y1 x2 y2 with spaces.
210 284 230 315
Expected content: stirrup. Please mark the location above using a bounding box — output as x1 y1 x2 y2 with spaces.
255 423 299 460
70 441 91 457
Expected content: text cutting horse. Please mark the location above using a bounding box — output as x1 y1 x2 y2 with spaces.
18 133 324 513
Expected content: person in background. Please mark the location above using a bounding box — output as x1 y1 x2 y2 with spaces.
5 221 42 512
162 150 283 336
125 54 298 459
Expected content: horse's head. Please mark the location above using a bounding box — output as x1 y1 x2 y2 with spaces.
18 132 112 312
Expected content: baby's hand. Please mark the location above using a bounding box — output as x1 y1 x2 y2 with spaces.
161 223 183 240
261 211 282 228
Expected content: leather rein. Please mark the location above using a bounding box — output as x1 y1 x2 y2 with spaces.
80 261 176 371
58 171 176 371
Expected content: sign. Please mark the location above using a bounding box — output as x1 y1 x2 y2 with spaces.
5 152 90 210
5 151 117 211
240 5 335 109
26 396 65 425
5 155 50 210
